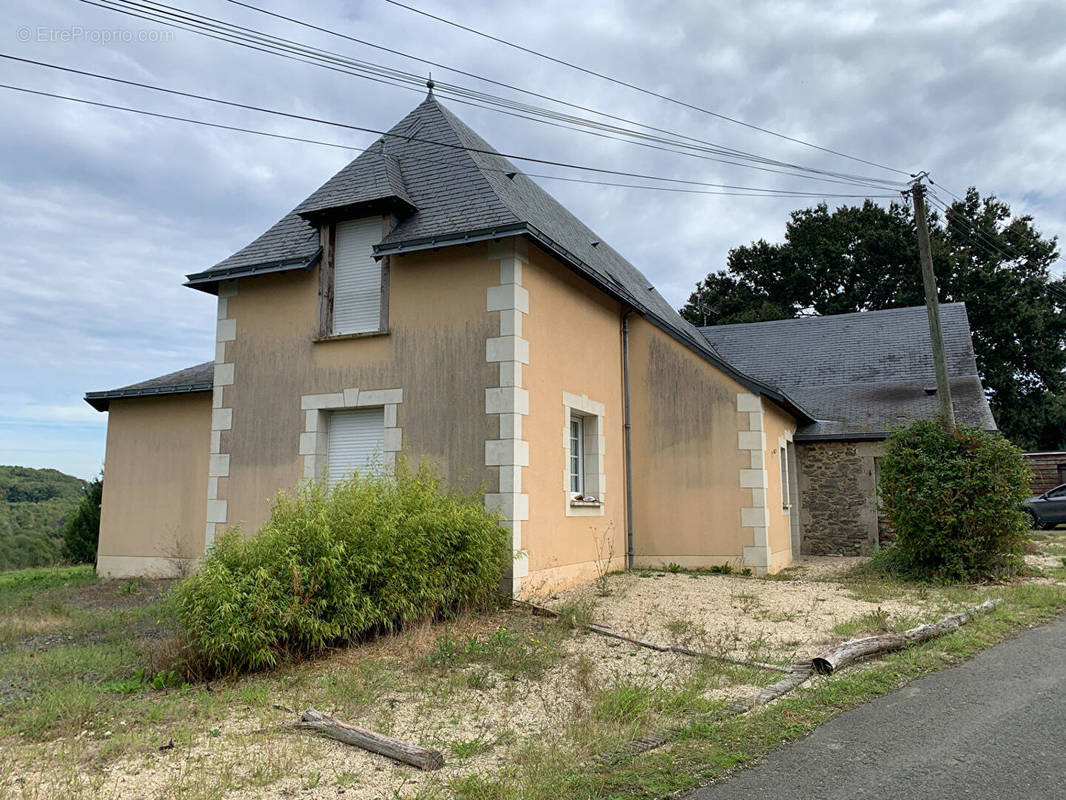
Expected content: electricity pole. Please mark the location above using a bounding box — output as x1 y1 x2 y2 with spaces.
910 176 955 430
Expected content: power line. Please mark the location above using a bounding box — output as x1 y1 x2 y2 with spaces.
926 186 1064 271
84 0 907 192
380 0 912 177
0 64 898 200
0 81 898 199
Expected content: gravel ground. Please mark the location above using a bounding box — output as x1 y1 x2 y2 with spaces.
548 557 928 663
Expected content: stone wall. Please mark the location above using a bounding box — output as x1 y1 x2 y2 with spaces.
795 440 885 556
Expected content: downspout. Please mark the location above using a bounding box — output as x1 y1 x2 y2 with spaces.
622 311 635 568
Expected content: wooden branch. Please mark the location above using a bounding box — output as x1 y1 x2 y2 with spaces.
811 599 995 676
294 709 444 771
516 600 791 673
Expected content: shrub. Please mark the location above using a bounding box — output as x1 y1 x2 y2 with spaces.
61 475 102 565
876 420 1032 582
173 459 511 677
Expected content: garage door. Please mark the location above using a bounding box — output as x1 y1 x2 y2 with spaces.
326 407 385 486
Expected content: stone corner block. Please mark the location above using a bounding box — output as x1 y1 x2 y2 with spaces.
737 392 761 413
739 468 768 489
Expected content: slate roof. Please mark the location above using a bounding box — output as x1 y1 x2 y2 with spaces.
294 143 414 219
85 362 214 411
699 303 998 440
184 93 812 421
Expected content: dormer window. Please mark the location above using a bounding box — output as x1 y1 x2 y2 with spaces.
332 217 384 335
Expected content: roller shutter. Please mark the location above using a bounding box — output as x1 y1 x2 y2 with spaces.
333 217 382 334
326 407 385 485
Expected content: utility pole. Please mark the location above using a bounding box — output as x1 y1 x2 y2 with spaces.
910 176 955 430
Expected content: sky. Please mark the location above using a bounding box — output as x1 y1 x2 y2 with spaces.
2 0 1065 479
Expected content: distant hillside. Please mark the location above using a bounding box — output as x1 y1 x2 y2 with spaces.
0 466 87 570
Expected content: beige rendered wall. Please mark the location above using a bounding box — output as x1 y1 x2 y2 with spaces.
519 246 627 593
218 242 498 537
625 316 795 574
762 402 797 572
97 392 212 577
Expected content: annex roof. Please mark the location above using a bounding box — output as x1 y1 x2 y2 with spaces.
85 361 214 412
699 303 997 440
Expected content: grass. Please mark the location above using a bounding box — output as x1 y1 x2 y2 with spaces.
3 551 1066 799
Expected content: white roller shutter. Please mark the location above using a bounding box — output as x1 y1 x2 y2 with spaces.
333 217 382 334
326 407 385 485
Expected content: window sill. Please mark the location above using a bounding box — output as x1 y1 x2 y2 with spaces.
314 330 390 343
570 499 603 508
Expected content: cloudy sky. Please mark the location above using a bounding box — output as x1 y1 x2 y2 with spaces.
3 0 1065 478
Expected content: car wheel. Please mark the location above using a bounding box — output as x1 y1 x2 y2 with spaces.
1027 510 1043 530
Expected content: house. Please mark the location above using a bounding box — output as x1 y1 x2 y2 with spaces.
84 91 993 591
1024 452 1066 495
701 303 996 555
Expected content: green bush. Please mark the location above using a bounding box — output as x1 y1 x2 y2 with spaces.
61 475 102 565
173 460 511 677
876 420 1032 582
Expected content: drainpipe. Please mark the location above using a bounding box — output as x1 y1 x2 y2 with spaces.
622 311 635 568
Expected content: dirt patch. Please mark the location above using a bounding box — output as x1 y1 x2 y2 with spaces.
63 579 174 612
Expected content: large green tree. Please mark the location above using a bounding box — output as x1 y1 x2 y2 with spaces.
681 189 1066 450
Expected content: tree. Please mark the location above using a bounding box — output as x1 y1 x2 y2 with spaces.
61 474 103 565
681 189 1066 450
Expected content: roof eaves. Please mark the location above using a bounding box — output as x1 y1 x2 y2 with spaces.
84 382 214 412
184 247 323 294
373 222 529 256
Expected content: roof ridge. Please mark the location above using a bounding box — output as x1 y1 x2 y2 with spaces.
700 302 968 333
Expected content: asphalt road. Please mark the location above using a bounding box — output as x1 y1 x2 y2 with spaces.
687 614 1066 799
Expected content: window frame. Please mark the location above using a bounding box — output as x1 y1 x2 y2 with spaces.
569 415 585 494
562 392 606 517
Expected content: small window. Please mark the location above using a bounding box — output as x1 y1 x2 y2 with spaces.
326 407 384 485
333 218 383 335
569 416 585 494
780 441 791 509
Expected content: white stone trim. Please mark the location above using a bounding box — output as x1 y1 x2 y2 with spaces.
562 392 606 517
299 386 404 480
204 280 237 550
737 392 770 574
485 238 530 596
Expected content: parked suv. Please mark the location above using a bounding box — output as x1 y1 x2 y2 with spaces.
1026 484 1066 529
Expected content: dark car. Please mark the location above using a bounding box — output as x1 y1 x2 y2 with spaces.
1026 484 1066 529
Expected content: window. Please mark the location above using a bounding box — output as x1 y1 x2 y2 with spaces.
562 393 605 515
326 407 384 485
333 217 383 335
780 441 791 510
569 416 585 494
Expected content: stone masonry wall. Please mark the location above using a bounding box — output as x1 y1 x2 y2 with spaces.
796 440 883 556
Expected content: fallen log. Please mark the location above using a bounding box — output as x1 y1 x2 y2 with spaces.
294 708 444 771
811 599 995 676
752 667 813 708
584 622 792 673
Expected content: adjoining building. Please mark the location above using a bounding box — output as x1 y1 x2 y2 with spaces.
702 304 996 555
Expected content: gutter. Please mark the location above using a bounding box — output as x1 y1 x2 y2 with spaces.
621 311 635 568
184 247 322 293
84 381 213 412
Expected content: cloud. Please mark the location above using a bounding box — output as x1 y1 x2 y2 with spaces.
3 0 1065 476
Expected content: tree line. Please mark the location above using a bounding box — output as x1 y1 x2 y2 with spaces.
681 188 1066 451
